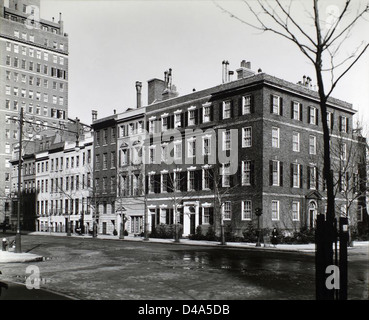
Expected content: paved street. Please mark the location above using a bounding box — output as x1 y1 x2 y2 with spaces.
0 234 368 300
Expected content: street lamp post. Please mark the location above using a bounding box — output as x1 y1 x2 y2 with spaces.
15 107 24 253
255 208 263 247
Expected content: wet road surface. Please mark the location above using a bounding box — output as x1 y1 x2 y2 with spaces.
0 234 367 300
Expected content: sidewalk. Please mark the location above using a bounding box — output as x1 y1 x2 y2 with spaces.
0 250 43 263
28 231 369 253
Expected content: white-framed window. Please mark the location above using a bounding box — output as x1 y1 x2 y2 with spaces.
242 95 252 115
309 135 316 155
149 147 156 164
242 160 251 186
242 127 252 148
188 109 196 126
6 42 11 51
203 207 211 224
174 141 182 160
203 105 211 123
188 139 196 158
309 106 318 125
222 162 231 187
174 171 181 192
14 44 19 53
340 116 348 133
188 170 195 191
292 132 300 152
292 201 300 221
203 168 210 189
357 206 363 222
327 112 333 129
292 101 301 120
292 163 301 188
242 200 252 220
161 116 168 132
272 127 280 148
223 130 231 151
149 119 155 133
203 137 211 156
271 95 281 115
223 201 232 220
174 113 181 128
223 101 231 119
271 200 280 220
309 166 317 190
271 160 280 186
340 143 347 161
161 145 168 163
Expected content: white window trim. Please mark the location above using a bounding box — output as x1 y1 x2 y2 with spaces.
241 200 252 221
271 200 280 221
292 201 300 221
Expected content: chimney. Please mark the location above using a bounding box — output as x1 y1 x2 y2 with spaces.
92 110 98 122
222 61 226 83
135 81 142 108
168 68 172 89
147 78 165 105
58 12 64 35
236 60 255 79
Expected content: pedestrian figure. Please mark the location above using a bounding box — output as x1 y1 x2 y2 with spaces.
271 228 278 247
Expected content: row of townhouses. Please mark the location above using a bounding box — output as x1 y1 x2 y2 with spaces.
9 60 366 239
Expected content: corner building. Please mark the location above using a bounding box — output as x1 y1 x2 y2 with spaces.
0 0 69 225
144 62 366 238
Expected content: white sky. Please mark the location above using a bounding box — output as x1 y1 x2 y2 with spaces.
40 0 369 135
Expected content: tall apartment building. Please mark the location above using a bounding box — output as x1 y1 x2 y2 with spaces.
0 0 69 224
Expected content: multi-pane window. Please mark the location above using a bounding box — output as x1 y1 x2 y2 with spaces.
174 171 181 192
174 113 182 128
223 130 231 151
292 163 301 188
327 112 333 130
242 200 252 220
203 137 211 155
272 127 280 148
340 143 347 161
149 147 155 164
161 145 168 162
340 116 348 133
292 202 300 221
271 160 281 186
292 101 302 120
242 127 252 148
188 139 196 158
271 200 279 220
203 168 210 189
161 116 168 131
242 160 251 186
242 95 252 114
223 202 231 220
292 132 300 152
222 162 231 187
188 109 196 126
188 171 195 191
309 106 318 125
223 101 231 119
149 120 155 133
203 208 211 224
309 135 316 155
203 105 211 122
308 166 317 189
271 95 281 115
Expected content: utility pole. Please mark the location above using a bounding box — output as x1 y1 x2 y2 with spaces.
15 107 24 253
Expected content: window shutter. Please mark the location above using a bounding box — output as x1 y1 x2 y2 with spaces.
185 111 188 127
209 106 214 122
290 164 294 188
269 160 273 186
209 168 214 190
346 117 349 133
194 108 199 125
250 95 255 114
339 116 342 131
331 113 334 130
250 161 255 186
280 98 283 116
270 95 274 113
145 175 148 194
307 166 311 189
168 173 174 193
180 171 187 192
199 208 202 225
127 149 130 165
279 162 283 187
199 107 203 124
300 165 303 188
300 104 303 122
154 174 160 193
165 209 169 225
209 207 214 225
170 114 175 129
230 100 234 118
315 108 319 125
219 102 223 120
238 97 243 116
316 168 319 190
291 101 294 119
308 107 311 123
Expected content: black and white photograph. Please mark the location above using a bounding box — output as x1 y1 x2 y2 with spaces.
0 0 368 310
